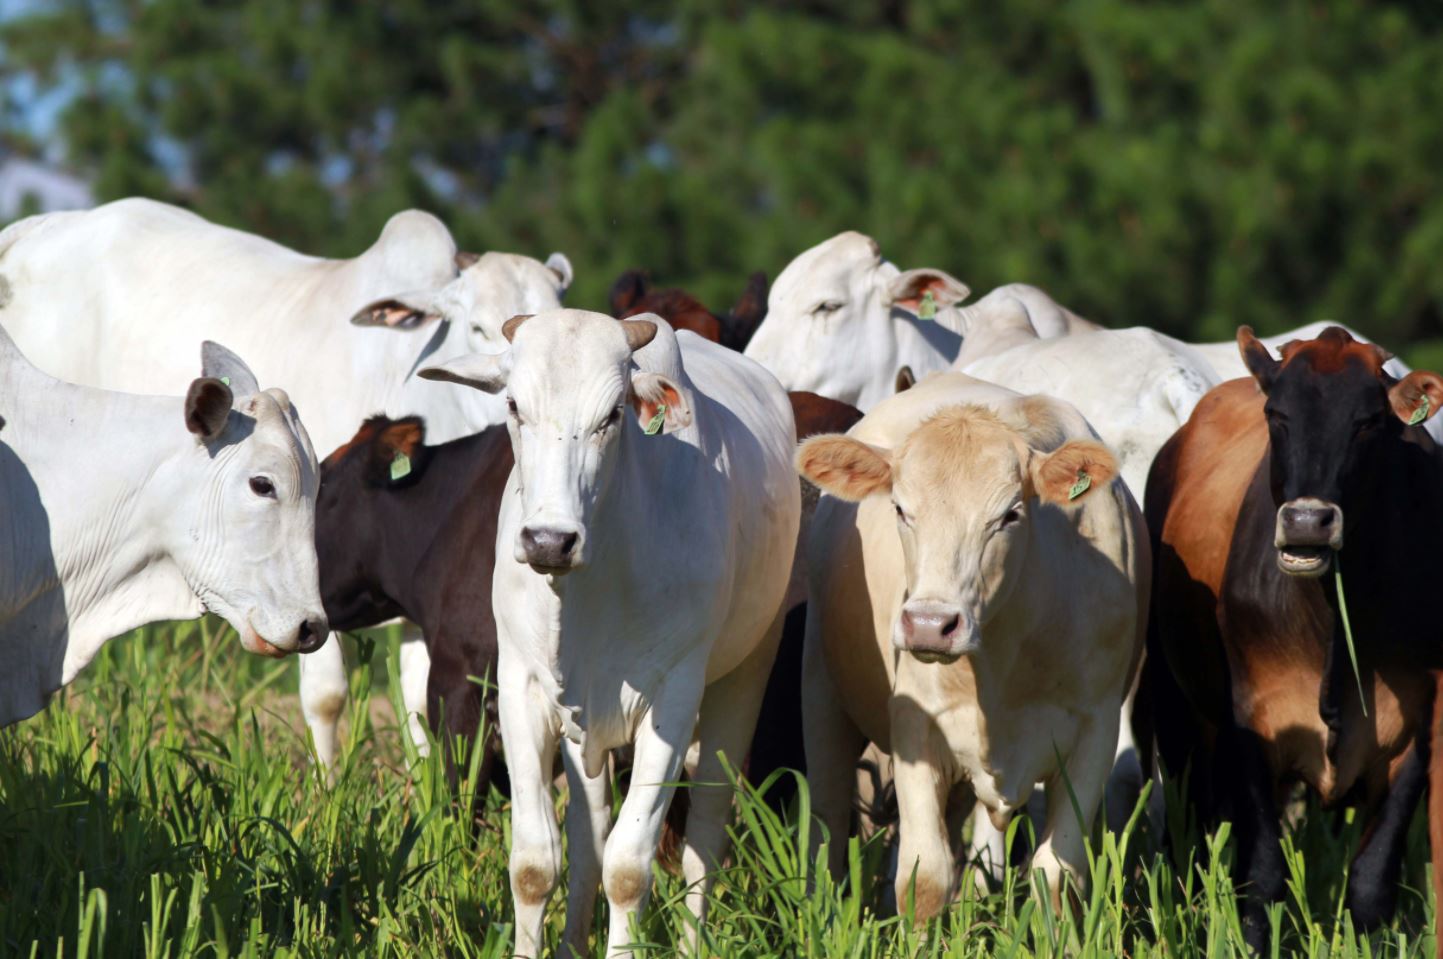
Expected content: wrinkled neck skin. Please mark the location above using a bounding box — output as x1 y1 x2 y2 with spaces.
952 296 1039 369
5 386 210 685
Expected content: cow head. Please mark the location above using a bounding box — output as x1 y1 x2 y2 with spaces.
419 309 690 574
798 404 1115 663
315 415 430 626
1239 325 1443 577
743 231 968 408
172 342 328 657
609 270 724 343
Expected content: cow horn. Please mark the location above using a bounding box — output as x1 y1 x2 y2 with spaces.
620 319 657 353
502 314 533 343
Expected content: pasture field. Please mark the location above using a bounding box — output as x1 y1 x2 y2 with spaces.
0 621 1435 958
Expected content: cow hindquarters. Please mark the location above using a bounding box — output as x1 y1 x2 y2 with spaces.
679 610 785 952
299 633 349 771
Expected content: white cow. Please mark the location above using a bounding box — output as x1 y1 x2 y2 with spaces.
797 373 1146 917
0 197 571 764
0 329 326 726
742 232 1097 409
420 309 800 958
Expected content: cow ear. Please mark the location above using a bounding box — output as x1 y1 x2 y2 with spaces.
185 377 234 440
351 289 445 329
1030 439 1117 505
609 270 649 317
200 341 260 396
419 351 511 394
894 365 916 394
546 252 574 294
630 373 692 434
887 268 971 317
724 271 769 349
454 250 481 271
1238 326 1280 391
369 418 427 485
1389 370 1443 425
796 435 893 501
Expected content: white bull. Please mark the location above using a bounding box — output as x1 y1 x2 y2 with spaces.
0 197 571 764
420 309 800 958
0 330 325 726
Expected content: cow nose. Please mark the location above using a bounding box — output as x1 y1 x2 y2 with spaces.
520 526 581 570
1277 499 1344 549
899 604 966 661
295 618 329 654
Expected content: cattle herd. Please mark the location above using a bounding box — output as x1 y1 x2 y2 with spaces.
1 198 1440 956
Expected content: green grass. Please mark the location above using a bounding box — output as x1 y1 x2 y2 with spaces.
0 621 1435 957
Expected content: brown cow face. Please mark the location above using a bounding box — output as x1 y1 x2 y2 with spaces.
1239 325 1443 577
797 406 1115 663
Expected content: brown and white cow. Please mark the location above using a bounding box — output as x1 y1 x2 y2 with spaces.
1145 326 1443 953
798 372 1147 917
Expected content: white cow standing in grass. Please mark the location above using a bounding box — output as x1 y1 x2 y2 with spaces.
420 309 800 958
0 330 326 726
0 197 571 763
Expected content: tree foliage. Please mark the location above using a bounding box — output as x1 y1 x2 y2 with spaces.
4 0 1443 353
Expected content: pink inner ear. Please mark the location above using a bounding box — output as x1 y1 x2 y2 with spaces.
895 277 943 311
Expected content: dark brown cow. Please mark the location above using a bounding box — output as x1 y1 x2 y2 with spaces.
1146 326 1443 952
315 390 861 820
609 269 769 351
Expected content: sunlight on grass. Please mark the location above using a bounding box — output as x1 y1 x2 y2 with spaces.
0 620 1434 956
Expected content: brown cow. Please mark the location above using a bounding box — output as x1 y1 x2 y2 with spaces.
609 269 769 351
1145 326 1443 952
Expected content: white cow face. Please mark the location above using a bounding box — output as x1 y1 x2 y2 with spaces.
169 344 327 657
742 231 969 408
797 405 1116 663
418 309 689 574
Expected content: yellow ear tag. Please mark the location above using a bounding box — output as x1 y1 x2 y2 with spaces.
643 404 667 436
1068 469 1092 501
917 289 937 321
390 451 412 481
1409 394 1431 426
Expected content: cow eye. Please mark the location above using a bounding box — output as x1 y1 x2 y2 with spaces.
893 502 910 525
600 406 623 431
813 300 843 316
1000 507 1022 528
249 476 276 498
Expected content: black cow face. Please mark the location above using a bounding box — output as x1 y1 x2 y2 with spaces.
1239 326 1443 576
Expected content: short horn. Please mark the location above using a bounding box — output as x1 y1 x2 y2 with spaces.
502 314 533 343
621 319 657 353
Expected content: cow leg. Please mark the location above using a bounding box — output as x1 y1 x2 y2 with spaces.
1031 713 1116 914
561 737 612 958
299 632 349 771
1220 724 1284 955
398 626 432 756
801 605 868 881
890 697 956 923
601 673 703 959
1346 738 1428 928
501 660 563 959
680 612 785 951
964 809 1008 893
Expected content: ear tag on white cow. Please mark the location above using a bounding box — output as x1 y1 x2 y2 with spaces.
390 451 412 481
1409 394 1431 426
220 376 231 386
917 290 937 321
643 403 667 436
1068 469 1092 501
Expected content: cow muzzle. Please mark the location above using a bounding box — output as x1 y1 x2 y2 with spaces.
518 523 584 573
895 601 978 664
1274 497 1343 577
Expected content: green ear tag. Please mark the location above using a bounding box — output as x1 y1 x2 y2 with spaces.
1409 394 1431 426
917 289 937 321
220 376 230 386
643 403 667 436
1068 469 1092 501
390 451 412 481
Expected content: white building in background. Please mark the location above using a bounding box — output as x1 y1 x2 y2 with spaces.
0 153 93 220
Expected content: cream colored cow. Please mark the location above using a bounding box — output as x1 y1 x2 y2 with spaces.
797 372 1147 917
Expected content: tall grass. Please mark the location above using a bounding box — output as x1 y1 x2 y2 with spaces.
0 620 1434 957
